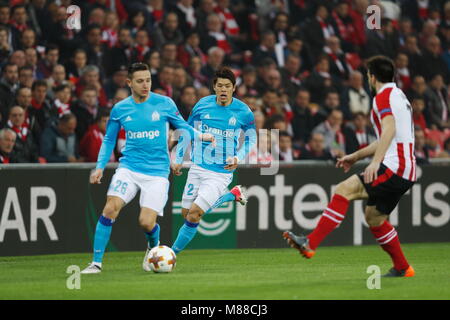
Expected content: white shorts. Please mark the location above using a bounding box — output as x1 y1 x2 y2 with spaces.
181 164 233 212
107 168 170 216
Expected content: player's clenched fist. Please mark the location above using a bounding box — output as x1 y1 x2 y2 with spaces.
200 133 216 147
171 163 183 176
90 168 103 184
336 153 358 173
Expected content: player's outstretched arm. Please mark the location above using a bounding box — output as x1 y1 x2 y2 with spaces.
336 141 378 172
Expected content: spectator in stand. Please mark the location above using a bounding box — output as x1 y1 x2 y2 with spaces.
172 65 193 102
170 0 197 36
31 80 57 129
66 49 88 84
343 111 376 155
9 4 31 50
153 64 175 98
342 70 370 116
36 44 59 80
0 127 16 163
53 84 72 116
252 31 278 66
406 75 434 116
414 126 431 164
76 65 108 108
24 47 38 74
160 42 178 66
188 55 209 88
316 89 351 122
40 112 83 163
284 35 313 73
200 13 234 56
15 86 41 140
82 24 109 77
105 27 133 78
152 11 184 50
19 28 36 51
132 29 151 63
291 88 314 146
104 65 129 100
9 49 26 68
79 107 115 163
0 63 19 126
236 65 259 97
330 0 356 52
298 132 334 161
71 86 101 141
46 64 70 98
323 36 353 81
111 87 129 107
201 46 225 81
102 10 120 49
425 74 449 129
18 65 34 88
280 53 305 98
302 3 335 58
276 131 300 161
145 50 161 82
402 35 425 77
305 54 340 104
0 26 12 63
253 110 265 131
421 35 449 82
176 85 197 120
177 30 207 68
312 109 345 158
364 18 398 59
195 0 216 36
411 95 428 131
7 105 38 163
394 52 412 91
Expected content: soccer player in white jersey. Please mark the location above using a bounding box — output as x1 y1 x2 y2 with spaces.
284 56 417 277
81 63 213 274
171 67 257 254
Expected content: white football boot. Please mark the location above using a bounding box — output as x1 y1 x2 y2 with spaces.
81 262 102 274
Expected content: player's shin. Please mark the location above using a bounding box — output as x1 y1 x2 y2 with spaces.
93 215 115 265
307 194 350 250
370 220 410 271
144 223 160 248
172 220 199 254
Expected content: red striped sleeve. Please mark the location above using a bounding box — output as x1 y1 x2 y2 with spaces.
375 88 394 119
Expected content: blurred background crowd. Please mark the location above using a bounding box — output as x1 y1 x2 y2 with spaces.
0 0 449 165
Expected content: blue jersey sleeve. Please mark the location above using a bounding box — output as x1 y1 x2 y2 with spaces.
96 108 120 170
174 103 201 164
236 110 257 161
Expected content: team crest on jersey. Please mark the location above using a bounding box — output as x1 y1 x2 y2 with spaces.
228 117 236 126
152 111 160 121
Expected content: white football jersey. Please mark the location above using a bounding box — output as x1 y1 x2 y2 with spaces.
371 82 416 181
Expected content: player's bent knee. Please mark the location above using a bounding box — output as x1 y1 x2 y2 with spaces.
335 175 365 201
103 198 123 219
139 218 156 231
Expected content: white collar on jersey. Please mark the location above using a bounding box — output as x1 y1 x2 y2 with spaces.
377 82 396 94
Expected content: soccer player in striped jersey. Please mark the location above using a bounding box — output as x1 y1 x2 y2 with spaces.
284 56 416 277
81 63 214 274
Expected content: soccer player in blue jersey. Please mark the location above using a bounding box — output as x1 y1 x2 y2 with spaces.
171 67 257 254
81 63 214 274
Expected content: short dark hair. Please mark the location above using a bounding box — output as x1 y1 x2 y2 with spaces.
45 44 59 55
32 79 48 91
54 83 70 93
95 107 111 122
213 67 236 86
127 62 149 79
279 131 291 138
59 112 76 124
366 55 395 83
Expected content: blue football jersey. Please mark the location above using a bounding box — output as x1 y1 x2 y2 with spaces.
96 93 198 178
176 95 256 173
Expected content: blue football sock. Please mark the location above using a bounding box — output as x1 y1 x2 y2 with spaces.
145 223 160 248
204 192 236 214
172 220 199 254
93 215 114 264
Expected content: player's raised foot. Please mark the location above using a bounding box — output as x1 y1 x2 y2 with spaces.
143 242 160 271
230 185 247 205
383 265 415 277
282 231 315 259
81 262 102 274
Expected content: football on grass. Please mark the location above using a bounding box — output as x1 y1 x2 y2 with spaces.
147 245 176 273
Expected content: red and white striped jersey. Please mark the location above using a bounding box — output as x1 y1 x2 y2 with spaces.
370 82 416 181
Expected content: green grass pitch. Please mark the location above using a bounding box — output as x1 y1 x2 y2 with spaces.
1 243 449 300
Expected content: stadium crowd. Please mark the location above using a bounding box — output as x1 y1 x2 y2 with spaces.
0 0 449 165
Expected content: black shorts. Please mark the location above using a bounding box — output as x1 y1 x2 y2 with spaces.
358 163 414 215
